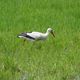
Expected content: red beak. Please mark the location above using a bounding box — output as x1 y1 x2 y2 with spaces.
51 31 55 37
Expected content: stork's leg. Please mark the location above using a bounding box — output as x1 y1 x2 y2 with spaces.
22 39 26 45
24 39 26 42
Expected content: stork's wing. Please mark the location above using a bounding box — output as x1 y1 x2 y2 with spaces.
27 32 42 39
18 32 35 40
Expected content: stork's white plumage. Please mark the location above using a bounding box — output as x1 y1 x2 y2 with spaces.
18 28 55 41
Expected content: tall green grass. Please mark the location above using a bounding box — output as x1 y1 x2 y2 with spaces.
0 0 80 80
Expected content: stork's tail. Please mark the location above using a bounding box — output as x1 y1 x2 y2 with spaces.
17 32 27 38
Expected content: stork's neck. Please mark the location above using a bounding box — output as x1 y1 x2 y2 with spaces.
45 30 50 37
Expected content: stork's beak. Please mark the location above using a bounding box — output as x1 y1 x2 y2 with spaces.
51 31 55 37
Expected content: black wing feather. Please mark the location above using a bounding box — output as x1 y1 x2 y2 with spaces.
18 32 35 40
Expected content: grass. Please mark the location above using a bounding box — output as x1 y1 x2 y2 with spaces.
0 0 80 80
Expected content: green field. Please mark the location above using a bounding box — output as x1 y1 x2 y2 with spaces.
0 0 80 80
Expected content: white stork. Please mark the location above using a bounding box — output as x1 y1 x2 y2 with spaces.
17 28 55 41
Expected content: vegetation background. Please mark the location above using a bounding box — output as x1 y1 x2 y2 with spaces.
0 0 80 80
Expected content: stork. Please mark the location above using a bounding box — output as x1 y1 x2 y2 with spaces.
17 28 55 41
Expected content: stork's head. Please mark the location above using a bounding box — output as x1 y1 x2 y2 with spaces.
47 28 55 37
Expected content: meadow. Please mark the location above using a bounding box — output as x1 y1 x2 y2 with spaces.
0 0 80 80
